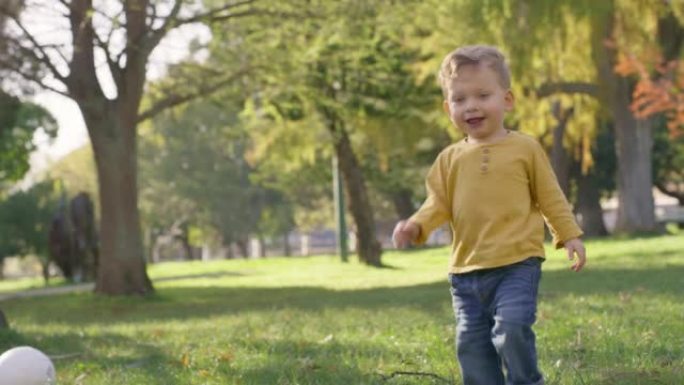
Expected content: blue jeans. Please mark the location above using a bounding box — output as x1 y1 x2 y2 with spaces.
449 257 544 385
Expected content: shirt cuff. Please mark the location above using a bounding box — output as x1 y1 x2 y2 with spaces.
553 229 584 249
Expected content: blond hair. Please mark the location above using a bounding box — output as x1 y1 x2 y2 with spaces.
438 45 511 98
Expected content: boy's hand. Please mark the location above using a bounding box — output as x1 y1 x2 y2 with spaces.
564 238 586 272
392 220 420 249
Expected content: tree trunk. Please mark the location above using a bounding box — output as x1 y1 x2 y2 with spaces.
86 111 153 295
283 231 291 257
593 15 658 234
179 233 193 261
236 238 249 259
0 309 8 329
151 235 163 264
144 228 154 264
331 123 382 266
614 116 658 233
41 260 50 285
550 103 573 197
575 169 609 237
258 235 266 258
391 188 416 220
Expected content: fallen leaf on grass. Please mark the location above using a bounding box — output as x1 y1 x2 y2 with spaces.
318 334 334 344
75 373 87 385
218 351 234 363
297 356 319 371
179 352 191 368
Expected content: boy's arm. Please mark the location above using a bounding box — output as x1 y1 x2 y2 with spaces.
406 152 452 245
529 142 583 249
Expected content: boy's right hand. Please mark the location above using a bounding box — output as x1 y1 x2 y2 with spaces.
392 220 420 249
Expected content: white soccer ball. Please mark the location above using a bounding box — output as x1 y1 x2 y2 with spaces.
0 346 56 385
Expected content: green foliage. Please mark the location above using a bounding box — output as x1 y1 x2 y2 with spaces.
591 122 618 197
0 234 683 383
652 117 684 199
46 145 98 209
139 97 285 246
210 0 454 225
0 92 57 183
0 180 59 261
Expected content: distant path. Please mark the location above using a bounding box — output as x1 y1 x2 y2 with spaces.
0 271 242 302
0 283 94 301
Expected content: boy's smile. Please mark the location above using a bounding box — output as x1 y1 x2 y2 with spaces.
443 64 514 143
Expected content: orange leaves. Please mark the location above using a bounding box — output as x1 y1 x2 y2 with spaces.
177 347 235 376
631 78 676 118
614 52 683 137
179 352 192 368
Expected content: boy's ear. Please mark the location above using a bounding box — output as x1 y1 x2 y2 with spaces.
504 90 515 111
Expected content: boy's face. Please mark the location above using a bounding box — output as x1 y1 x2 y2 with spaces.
443 64 514 141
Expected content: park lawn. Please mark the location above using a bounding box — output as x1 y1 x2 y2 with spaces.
0 234 683 385
0 276 69 294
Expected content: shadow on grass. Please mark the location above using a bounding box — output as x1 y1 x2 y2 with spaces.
225 338 395 384
538 263 684 296
2 264 683 327
589 367 684 385
2 263 682 384
0 329 176 385
0 329 439 385
153 271 244 282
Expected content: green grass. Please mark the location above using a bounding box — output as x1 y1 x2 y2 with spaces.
1 234 683 384
0 276 69 294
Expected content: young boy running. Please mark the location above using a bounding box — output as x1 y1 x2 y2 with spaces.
392 45 587 385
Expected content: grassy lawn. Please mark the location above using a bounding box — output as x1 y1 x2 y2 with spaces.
0 276 70 294
0 234 683 384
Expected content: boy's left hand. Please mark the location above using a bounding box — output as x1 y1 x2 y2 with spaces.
563 238 586 272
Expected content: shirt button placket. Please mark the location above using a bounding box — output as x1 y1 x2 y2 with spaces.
481 148 490 174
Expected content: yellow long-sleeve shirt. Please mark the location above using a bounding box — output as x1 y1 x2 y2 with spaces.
410 131 583 273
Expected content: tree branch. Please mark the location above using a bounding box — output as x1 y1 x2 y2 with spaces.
93 27 123 90
137 68 249 122
537 82 599 98
144 0 183 56
202 9 261 23
68 0 105 100
655 180 684 204
0 59 70 97
147 2 160 25
0 9 68 82
174 0 259 26
39 43 71 66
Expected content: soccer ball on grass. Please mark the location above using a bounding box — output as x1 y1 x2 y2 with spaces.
0 346 56 385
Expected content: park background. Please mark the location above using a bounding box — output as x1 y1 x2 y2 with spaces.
0 1 683 384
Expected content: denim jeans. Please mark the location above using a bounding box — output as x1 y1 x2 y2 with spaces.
449 257 544 385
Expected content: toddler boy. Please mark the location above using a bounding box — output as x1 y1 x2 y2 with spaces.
392 45 586 385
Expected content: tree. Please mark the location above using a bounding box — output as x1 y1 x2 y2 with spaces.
0 0 264 294
0 180 59 282
228 1 444 265
255 190 295 256
46 145 99 210
139 98 262 259
0 92 57 184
